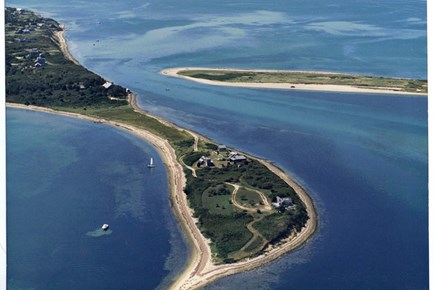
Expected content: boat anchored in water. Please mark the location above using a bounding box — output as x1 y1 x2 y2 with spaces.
147 157 155 168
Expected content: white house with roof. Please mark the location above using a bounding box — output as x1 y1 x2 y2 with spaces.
272 196 293 208
197 156 214 167
228 151 247 163
102 81 113 89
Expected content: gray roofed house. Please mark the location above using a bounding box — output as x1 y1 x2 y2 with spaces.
272 196 293 208
198 156 214 167
230 155 247 162
217 145 227 151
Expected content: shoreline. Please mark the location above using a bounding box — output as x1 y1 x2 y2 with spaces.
161 67 427 96
10 22 318 289
54 25 80 65
6 102 317 289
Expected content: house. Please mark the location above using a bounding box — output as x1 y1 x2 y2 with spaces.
272 196 293 208
35 55 46 65
230 155 247 163
217 145 227 152
228 151 247 163
228 151 238 158
25 48 39 58
102 81 113 89
197 156 214 167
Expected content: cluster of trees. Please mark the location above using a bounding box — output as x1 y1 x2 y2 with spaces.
208 185 231 196
181 71 256 82
198 210 253 259
253 207 308 246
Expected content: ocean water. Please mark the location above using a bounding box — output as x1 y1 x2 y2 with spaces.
6 0 428 289
6 109 188 290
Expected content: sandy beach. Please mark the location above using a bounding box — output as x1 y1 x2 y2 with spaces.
161 67 427 96
6 26 318 289
54 25 80 65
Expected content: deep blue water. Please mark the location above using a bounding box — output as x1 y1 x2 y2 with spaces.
6 109 188 290
6 0 428 289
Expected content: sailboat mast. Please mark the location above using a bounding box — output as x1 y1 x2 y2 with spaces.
148 157 155 168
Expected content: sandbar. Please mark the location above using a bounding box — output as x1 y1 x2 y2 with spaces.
161 67 427 96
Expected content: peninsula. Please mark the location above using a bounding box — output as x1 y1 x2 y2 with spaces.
162 67 428 95
5 8 316 289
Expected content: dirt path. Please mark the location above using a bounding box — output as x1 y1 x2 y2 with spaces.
228 183 272 213
224 184 267 258
181 157 197 178
228 184 253 213
238 218 267 253
190 132 199 152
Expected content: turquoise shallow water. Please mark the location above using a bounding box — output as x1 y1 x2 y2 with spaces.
6 0 427 289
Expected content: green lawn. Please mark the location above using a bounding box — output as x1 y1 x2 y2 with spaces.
202 184 235 215
235 187 263 208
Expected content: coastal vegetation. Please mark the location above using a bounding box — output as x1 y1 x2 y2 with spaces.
5 7 310 265
5 8 128 107
178 69 428 94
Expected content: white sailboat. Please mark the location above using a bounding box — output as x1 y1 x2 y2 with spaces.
147 157 155 168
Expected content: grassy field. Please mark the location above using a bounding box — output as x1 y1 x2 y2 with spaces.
235 187 264 209
202 184 235 215
6 7 310 264
178 69 428 94
61 105 191 143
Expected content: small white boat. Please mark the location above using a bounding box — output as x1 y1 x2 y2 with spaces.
147 157 155 168
101 224 109 231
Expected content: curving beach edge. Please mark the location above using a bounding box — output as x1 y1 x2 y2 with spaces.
7 23 318 290
161 67 427 96
6 98 317 289
6 93 317 289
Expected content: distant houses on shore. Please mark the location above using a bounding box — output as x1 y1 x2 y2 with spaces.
196 144 248 169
